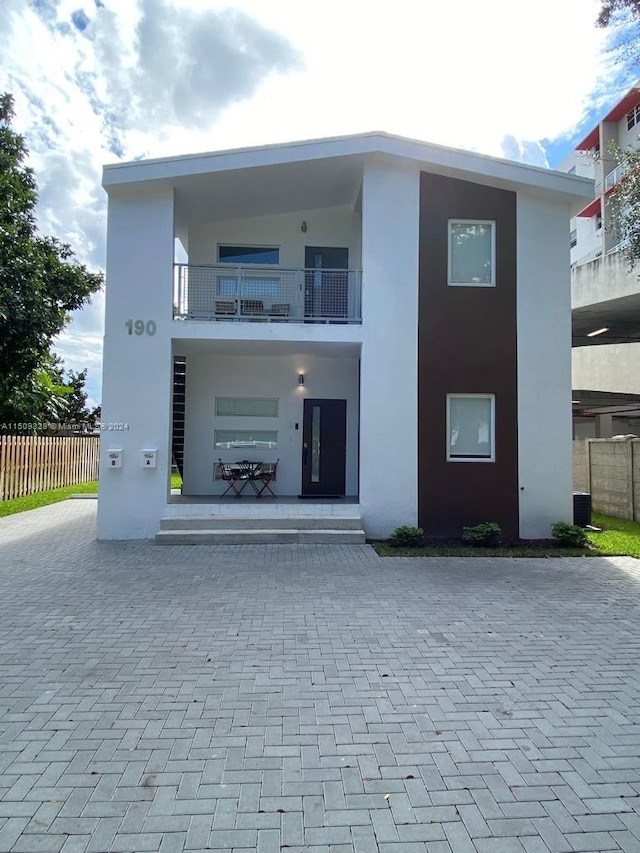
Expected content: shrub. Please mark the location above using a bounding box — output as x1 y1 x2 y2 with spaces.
462 522 502 546
391 526 424 547
551 521 588 548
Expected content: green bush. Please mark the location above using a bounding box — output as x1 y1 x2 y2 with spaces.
551 521 588 548
391 526 424 547
462 522 502 546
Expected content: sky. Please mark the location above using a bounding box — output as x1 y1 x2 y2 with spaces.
0 0 638 407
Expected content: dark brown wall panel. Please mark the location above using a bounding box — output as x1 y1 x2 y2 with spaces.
418 173 519 537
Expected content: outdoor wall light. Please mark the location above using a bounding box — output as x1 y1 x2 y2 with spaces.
301 221 307 233
298 373 305 386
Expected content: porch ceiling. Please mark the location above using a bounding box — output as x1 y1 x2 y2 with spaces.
173 156 364 230
572 293 640 346
173 339 362 358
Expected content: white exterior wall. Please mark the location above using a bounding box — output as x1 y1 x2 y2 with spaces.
572 251 640 309
97 188 175 539
617 112 640 151
517 194 573 537
359 158 420 538
182 353 360 497
189 205 361 269
558 150 601 266
573 342 640 395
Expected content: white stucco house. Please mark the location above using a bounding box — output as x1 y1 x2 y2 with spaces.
98 132 592 543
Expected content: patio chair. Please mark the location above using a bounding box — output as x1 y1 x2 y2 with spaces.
251 459 278 498
218 459 244 497
215 299 237 318
241 299 265 317
269 303 290 321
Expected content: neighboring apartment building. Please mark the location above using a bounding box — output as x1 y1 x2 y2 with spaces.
98 132 590 542
558 84 640 438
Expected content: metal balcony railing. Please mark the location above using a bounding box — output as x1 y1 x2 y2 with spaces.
173 264 362 324
604 163 627 192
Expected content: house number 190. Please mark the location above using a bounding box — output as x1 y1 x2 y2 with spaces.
125 319 157 336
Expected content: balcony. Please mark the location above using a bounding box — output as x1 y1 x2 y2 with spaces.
604 163 627 192
173 264 362 324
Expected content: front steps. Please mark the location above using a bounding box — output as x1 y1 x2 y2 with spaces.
156 515 366 545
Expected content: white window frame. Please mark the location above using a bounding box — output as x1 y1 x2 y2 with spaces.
446 394 495 463
627 104 640 131
447 220 496 288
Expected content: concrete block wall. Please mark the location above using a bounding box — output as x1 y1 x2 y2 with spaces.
574 439 640 521
573 440 590 493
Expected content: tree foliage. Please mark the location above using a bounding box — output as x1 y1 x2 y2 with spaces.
597 0 640 27
608 144 640 266
0 93 103 427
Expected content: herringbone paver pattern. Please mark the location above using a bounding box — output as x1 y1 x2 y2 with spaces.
2 502 640 851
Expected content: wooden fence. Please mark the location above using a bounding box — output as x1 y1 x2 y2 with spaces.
0 435 100 501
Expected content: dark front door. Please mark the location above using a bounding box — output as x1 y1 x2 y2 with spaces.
301 399 347 497
304 246 349 320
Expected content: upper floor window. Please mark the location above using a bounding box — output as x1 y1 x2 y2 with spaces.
448 220 496 287
570 229 577 248
595 211 603 232
593 143 601 160
218 246 279 265
627 103 640 131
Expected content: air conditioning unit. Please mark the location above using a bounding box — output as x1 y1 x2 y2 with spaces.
573 492 592 528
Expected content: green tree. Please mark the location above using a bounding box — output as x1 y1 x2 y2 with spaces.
0 93 103 427
606 145 640 264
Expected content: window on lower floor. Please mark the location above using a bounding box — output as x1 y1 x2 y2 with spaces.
215 398 278 417
214 430 278 451
447 395 495 462
448 220 496 287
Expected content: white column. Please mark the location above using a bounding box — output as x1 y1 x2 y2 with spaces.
517 194 573 538
97 187 175 539
359 157 420 538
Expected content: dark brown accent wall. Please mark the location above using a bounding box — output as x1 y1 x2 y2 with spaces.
418 173 519 537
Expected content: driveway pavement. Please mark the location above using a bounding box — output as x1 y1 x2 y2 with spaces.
2 501 640 852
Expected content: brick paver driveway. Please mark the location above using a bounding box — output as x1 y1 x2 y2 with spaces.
2 502 640 852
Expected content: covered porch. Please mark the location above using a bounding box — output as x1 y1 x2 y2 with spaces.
171 338 361 504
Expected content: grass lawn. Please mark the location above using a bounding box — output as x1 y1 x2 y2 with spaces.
0 473 183 518
587 512 640 558
0 481 99 518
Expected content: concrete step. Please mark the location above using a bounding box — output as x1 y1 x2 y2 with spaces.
155 528 366 545
159 516 363 531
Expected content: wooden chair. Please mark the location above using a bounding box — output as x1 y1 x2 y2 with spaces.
251 460 278 498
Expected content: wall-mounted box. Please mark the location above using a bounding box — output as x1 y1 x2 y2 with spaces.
142 449 157 469
107 449 123 469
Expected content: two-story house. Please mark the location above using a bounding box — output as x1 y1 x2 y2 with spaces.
98 132 591 543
